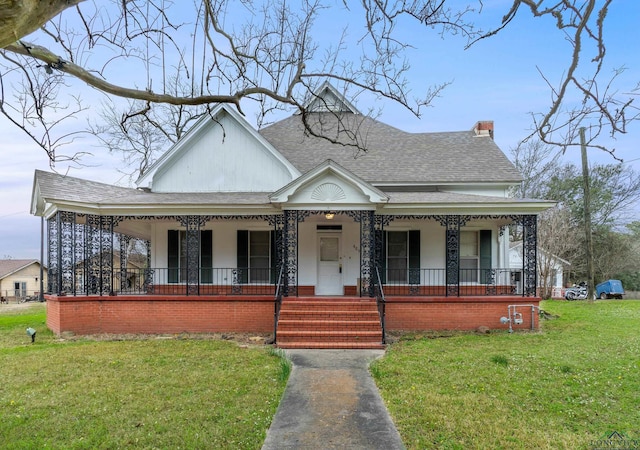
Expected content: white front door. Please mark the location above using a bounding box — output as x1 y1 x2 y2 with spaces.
316 234 342 295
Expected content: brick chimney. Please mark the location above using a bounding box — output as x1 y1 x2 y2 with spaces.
473 121 494 139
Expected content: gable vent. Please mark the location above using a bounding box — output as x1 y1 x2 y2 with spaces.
311 183 346 201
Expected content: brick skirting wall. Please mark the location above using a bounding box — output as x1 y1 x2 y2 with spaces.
45 295 274 335
384 297 540 331
45 295 540 336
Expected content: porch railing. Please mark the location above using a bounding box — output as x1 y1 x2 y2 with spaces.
60 267 278 296
380 268 522 296
48 267 526 297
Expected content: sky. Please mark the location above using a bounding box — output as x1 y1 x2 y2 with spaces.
1 1 639 260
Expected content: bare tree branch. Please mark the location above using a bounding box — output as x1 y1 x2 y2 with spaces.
471 1 638 160
2 0 469 165
0 0 637 168
0 49 89 165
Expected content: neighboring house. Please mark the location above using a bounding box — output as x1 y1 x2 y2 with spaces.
0 259 46 302
31 83 554 346
509 242 571 298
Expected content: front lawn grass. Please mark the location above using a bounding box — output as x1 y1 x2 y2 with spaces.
0 303 287 449
372 300 640 449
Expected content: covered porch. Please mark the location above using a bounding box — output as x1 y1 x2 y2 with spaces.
44 210 539 299
42 209 540 345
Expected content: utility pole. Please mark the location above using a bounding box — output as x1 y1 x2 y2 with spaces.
580 127 595 301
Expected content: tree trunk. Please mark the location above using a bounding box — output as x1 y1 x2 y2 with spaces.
0 1 83 49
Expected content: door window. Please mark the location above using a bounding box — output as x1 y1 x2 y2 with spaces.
320 237 339 262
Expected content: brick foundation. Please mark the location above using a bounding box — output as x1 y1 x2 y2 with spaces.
44 294 539 336
385 297 539 331
45 295 274 335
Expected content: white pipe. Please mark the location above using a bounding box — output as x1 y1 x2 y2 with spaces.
506 304 540 333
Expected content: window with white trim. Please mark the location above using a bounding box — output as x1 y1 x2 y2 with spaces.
460 231 479 283
387 231 408 283
249 231 271 283
237 230 274 283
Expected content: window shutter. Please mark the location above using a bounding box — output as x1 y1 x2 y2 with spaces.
201 230 213 284
480 230 492 283
237 230 249 283
409 230 421 284
168 230 179 283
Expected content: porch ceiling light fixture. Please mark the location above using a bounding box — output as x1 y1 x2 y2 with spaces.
325 212 335 220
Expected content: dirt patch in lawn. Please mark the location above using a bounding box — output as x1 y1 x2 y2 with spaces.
58 330 274 347
0 301 44 313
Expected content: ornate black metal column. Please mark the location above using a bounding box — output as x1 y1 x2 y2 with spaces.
47 214 59 294
100 216 115 295
359 211 375 297
120 234 131 292
85 215 116 295
74 216 86 295
268 214 285 285
145 239 151 267
144 239 153 294
86 215 99 294
445 215 461 297
373 214 388 290
522 214 538 297
178 216 208 295
59 211 75 295
283 210 298 296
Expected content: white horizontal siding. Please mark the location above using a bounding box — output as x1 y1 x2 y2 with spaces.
148 217 510 288
152 112 293 193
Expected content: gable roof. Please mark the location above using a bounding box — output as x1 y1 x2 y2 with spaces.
136 103 300 190
31 83 550 218
0 259 42 279
270 159 389 206
259 112 522 185
303 81 361 114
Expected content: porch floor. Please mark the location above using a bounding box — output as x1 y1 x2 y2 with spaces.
276 297 386 349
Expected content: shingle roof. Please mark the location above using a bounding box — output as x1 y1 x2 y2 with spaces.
0 259 40 278
386 191 541 204
34 171 272 205
259 113 522 184
34 170 547 214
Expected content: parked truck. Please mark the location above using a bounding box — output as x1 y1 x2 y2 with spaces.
595 279 624 299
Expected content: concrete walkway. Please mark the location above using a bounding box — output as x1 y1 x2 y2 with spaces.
262 349 405 450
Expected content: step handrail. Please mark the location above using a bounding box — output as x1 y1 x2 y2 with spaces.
273 264 286 344
375 266 386 344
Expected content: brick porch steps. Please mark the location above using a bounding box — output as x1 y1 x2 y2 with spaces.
277 342 386 349
276 297 385 349
277 319 382 331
